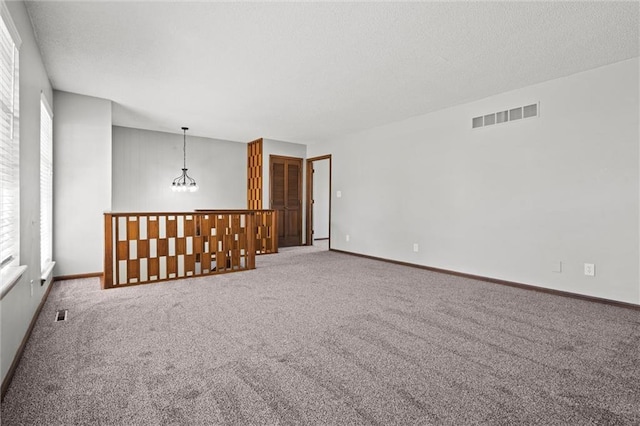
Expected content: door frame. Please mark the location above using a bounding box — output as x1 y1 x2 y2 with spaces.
270 154 303 247
305 155 332 248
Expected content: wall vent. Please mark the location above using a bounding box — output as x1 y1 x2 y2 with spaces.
55 309 68 322
473 102 539 129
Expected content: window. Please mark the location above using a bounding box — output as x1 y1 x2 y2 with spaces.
0 3 21 276
40 96 53 272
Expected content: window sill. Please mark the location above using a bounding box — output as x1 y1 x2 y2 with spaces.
1 265 27 300
41 261 56 285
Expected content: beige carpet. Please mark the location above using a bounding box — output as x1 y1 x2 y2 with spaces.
2 246 640 425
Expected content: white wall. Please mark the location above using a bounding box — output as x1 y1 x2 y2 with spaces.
53 91 112 277
112 126 246 212
309 58 640 305
312 159 330 239
262 139 307 242
1 0 53 385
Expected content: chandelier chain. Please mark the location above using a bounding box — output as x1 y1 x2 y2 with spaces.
171 126 198 192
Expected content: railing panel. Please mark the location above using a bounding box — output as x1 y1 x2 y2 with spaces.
195 209 278 255
103 210 259 289
254 210 278 254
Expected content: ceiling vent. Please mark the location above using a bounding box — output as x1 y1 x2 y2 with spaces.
472 102 539 129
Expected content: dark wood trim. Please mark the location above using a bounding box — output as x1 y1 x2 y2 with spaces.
108 210 264 217
194 209 276 213
313 238 329 241
306 155 332 249
306 160 313 245
103 214 113 289
330 249 640 311
307 154 332 162
53 272 103 282
1 279 55 401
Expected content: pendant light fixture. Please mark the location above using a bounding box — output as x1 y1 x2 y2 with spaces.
171 127 198 192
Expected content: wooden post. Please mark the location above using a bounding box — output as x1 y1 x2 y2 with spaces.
102 213 113 289
246 212 256 269
271 210 278 253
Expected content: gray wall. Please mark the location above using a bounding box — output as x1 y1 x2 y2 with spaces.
1 0 53 385
308 58 640 305
112 126 246 212
53 90 112 277
312 158 330 239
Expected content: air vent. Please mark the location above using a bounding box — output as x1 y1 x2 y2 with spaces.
523 103 537 118
473 102 539 129
484 113 496 126
55 309 68 322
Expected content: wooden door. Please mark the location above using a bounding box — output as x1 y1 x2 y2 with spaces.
270 155 302 247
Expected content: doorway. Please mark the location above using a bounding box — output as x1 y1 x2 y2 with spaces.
306 155 331 250
270 155 303 247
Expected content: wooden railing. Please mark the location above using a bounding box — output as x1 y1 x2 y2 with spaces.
103 210 276 289
195 209 277 255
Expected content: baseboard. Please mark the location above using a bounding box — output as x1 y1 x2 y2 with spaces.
330 249 640 311
53 272 103 282
1 278 55 401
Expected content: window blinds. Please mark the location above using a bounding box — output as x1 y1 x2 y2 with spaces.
0 7 20 270
40 96 53 272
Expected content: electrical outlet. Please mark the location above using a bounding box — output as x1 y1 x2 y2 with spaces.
413 243 419 252
345 234 350 242
30 280 34 297
552 261 562 273
336 190 342 198
584 263 595 277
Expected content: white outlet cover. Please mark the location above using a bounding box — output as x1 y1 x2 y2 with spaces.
336 191 342 198
413 243 419 252
552 261 562 273
584 263 595 276
346 234 350 242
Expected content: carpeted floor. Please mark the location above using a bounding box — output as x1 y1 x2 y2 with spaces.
2 246 640 425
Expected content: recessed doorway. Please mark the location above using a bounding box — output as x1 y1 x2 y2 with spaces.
306 155 331 250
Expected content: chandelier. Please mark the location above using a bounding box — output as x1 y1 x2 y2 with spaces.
171 127 198 192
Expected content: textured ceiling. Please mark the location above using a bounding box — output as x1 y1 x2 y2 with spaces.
25 1 639 144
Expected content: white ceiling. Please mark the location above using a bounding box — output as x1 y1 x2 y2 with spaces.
25 1 639 144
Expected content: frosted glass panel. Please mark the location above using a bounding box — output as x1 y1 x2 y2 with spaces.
129 240 137 259
159 216 167 238
139 217 147 240
150 239 157 258
186 237 193 255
